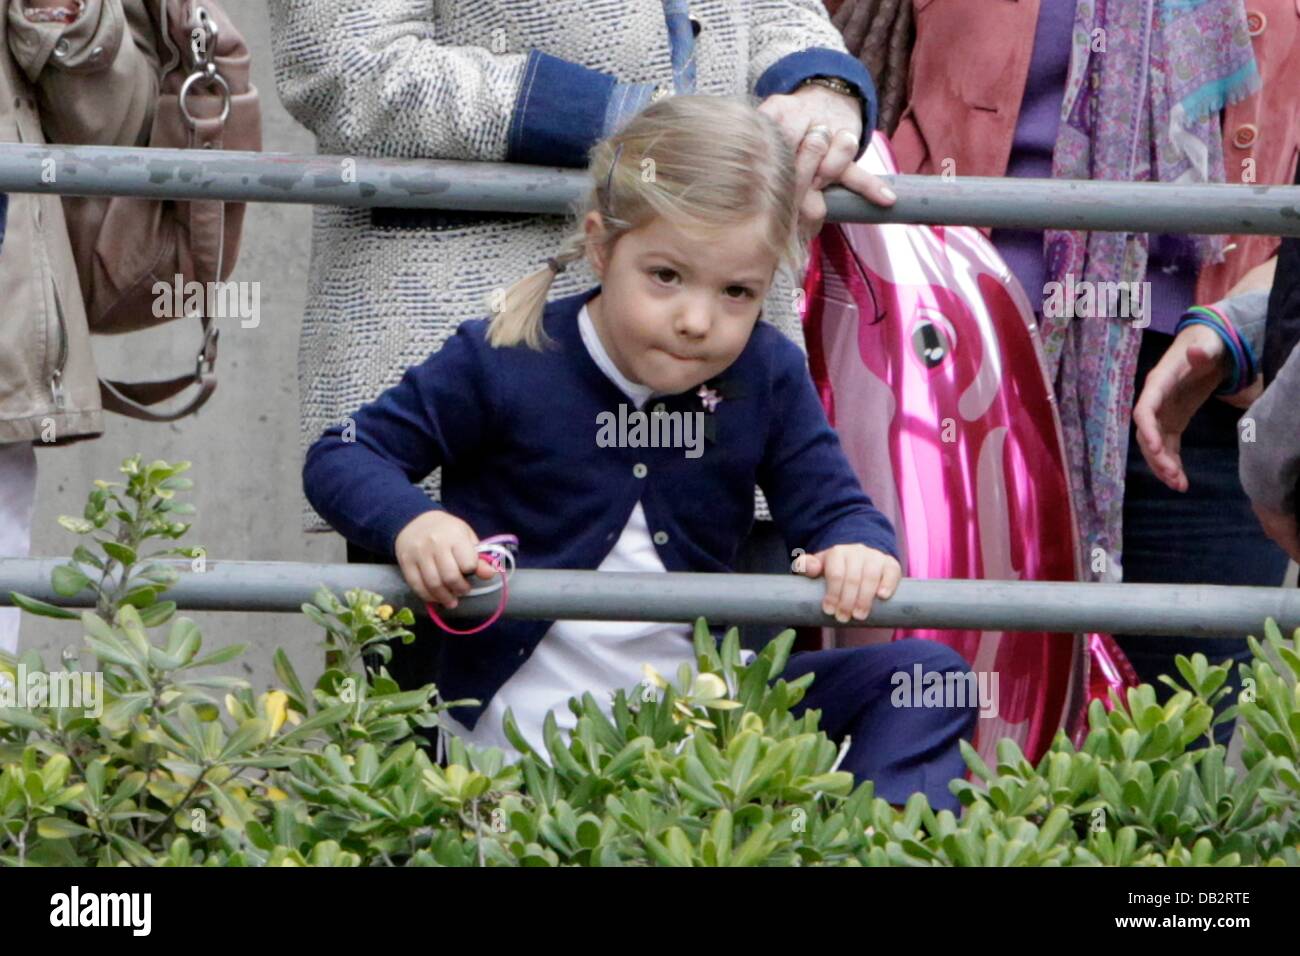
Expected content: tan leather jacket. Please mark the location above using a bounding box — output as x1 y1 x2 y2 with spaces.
0 0 157 445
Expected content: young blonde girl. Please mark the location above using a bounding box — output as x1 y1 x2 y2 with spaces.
303 94 976 810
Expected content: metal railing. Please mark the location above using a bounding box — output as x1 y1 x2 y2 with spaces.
1 144 1296 635
1 560 1297 637
0 143 1298 235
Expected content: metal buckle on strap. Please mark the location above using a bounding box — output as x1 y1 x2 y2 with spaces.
195 323 219 377
179 6 231 129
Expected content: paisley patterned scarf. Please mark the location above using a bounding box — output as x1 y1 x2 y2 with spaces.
1040 0 1259 579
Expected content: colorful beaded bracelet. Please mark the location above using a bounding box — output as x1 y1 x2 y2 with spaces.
1174 304 1255 396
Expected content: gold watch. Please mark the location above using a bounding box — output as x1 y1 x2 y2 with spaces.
797 75 858 99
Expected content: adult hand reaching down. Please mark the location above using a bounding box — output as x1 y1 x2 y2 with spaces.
1133 324 1241 493
1134 273 1276 492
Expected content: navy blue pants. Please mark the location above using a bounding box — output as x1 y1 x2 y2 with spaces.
784 640 977 811
733 525 977 810
1117 332 1291 747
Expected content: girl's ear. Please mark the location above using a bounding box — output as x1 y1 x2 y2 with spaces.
583 210 609 277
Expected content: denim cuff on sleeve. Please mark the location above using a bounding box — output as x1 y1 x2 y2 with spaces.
753 47 879 160
507 49 618 167
604 81 657 137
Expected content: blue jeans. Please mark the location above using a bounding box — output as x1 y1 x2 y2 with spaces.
1116 332 1291 747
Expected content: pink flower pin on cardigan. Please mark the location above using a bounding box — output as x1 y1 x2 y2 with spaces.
696 384 722 413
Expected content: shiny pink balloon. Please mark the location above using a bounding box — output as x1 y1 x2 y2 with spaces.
801 133 1135 764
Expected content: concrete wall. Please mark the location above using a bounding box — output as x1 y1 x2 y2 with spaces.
25 1 335 694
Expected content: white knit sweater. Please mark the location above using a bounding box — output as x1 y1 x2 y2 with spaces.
269 0 854 534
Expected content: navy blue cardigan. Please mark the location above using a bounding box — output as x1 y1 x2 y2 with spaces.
303 286 897 727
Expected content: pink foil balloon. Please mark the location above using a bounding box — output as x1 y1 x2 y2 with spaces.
801 134 1134 764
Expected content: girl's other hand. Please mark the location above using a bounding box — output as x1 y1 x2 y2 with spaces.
794 544 902 624
394 510 495 608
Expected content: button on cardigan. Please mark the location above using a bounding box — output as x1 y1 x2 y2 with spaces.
302 285 898 727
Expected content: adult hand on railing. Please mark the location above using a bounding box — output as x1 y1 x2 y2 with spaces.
759 84 896 244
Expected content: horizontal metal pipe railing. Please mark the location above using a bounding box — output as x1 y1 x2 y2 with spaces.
2 560 1297 637
1 143 1298 236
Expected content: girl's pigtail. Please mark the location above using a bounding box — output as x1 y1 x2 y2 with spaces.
486 239 585 349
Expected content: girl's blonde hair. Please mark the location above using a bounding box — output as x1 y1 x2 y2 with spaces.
487 94 803 349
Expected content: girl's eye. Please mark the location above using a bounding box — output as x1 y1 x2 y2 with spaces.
724 285 755 300
650 268 679 284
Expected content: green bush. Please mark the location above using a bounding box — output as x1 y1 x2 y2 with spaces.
2 455 1298 866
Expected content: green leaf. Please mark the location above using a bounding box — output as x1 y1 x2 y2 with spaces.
272 649 309 708
57 516 95 535
101 542 138 567
183 642 246 670
100 693 151 732
1173 654 1199 691
84 635 139 670
960 739 995 783
177 675 249 691
765 629 796 682
300 604 337 636
643 832 689 868
115 605 150 658
71 546 104 570
731 821 775 867
51 564 91 598
137 601 178 629
79 609 114 642
147 646 184 671
0 707 48 731
502 708 541 759
165 618 203 665
220 718 269 760
35 816 93 839
121 586 161 609
8 592 78 620
206 781 248 831
1275 646 1300 684
135 563 180 587
276 703 352 745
